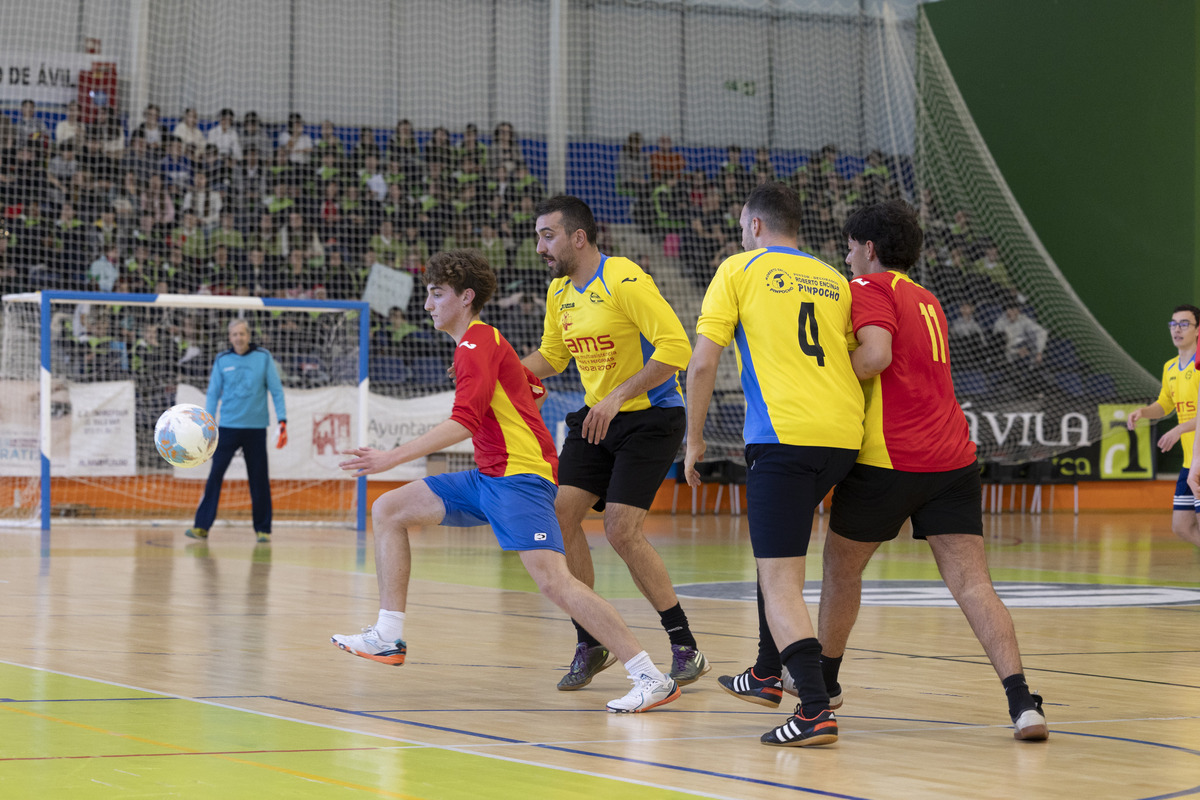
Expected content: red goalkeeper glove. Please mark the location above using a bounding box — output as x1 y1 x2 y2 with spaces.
276 421 288 449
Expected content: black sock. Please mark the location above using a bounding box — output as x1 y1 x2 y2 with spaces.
753 578 782 677
820 653 843 694
781 638 828 715
1002 673 1035 720
658 603 697 649
573 619 602 649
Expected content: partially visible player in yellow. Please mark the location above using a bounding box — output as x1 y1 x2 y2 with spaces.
1131 304 1200 547
521 195 709 691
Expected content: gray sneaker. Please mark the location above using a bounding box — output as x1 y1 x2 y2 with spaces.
782 666 843 709
557 643 616 691
669 645 711 685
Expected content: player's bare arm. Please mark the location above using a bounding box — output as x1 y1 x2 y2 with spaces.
521 350 559 380
1158 417 1195 451
682 336 722 487
851 325 892 379
581 358 679 445
1127 402 1166 430
341 420 471 476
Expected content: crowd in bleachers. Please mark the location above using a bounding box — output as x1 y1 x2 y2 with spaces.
0 101 556 394
0 97 1086 410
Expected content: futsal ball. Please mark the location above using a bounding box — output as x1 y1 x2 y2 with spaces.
155 404 219 468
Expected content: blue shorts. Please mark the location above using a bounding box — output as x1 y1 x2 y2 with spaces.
423 470 565 553
1173 469 1200 512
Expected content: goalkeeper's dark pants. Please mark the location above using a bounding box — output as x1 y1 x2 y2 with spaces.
194 427 272 534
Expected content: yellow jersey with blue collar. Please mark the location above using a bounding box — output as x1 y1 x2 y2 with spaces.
539 255 690 412
696 245 863 448
1154 353 1198 467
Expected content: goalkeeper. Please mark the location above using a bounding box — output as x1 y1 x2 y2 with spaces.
186 318 288 544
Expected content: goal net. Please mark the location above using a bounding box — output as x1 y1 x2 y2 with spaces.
0 291 370 529
0 0 1156 477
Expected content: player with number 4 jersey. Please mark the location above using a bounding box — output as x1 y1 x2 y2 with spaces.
685 182 862 747
695 238 863 450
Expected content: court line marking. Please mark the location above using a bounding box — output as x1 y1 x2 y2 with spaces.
0 700 423 799
0 746 392 762
0 660 754 800
5 661 1200 800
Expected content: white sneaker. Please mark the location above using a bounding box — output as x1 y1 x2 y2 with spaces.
1013 706 1049 741
330 626 407 666
606 673 681 713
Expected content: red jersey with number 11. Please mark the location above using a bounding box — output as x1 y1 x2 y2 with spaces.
849 270 976 472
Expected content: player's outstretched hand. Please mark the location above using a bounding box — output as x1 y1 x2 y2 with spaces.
276 421 288 449
339 447 396 477
683 440 706 488
1125 409 1142 431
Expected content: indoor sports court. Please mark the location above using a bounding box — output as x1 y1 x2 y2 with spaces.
2 0 1198 797
2 507 1197 799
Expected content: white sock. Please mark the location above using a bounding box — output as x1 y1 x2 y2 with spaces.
375 609 406 642
623 650 666 683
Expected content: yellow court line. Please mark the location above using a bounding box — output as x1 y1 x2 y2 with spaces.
0 702 425 799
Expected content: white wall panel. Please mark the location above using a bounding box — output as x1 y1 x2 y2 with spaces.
494 0 548 136
392 0 492 130
682 11 770 146
586 4 683 141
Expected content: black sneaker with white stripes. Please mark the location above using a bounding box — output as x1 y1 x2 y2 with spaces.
717 667 783 708
760 706 839 747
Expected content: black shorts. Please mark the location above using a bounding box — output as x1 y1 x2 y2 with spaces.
830 462 983 542
745 443 859 559
558 405 686 511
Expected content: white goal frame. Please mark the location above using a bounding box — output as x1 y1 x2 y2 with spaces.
3 290 371 534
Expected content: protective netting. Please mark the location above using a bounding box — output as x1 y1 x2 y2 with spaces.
0 0 1155 489
911 9 1156 462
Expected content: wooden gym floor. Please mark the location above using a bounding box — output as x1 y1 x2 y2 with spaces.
0 509 1197 799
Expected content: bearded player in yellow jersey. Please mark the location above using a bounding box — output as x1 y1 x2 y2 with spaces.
1132 304 1200 547
521 195 710 691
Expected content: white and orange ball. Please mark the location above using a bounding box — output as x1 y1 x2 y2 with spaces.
155 404 219 468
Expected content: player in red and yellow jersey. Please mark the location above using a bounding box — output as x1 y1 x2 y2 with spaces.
849 265 976 472
1134 304 1200 547
522 196 709 692
820 200 1049 741
332 250 681 714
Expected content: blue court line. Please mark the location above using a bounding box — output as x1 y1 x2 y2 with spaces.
9 688 1199 799
259 696 1200 800
829 647 1200 690
267 697 872 799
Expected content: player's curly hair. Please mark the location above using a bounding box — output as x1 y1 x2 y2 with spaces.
425 249 496 314
842 200 923 271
